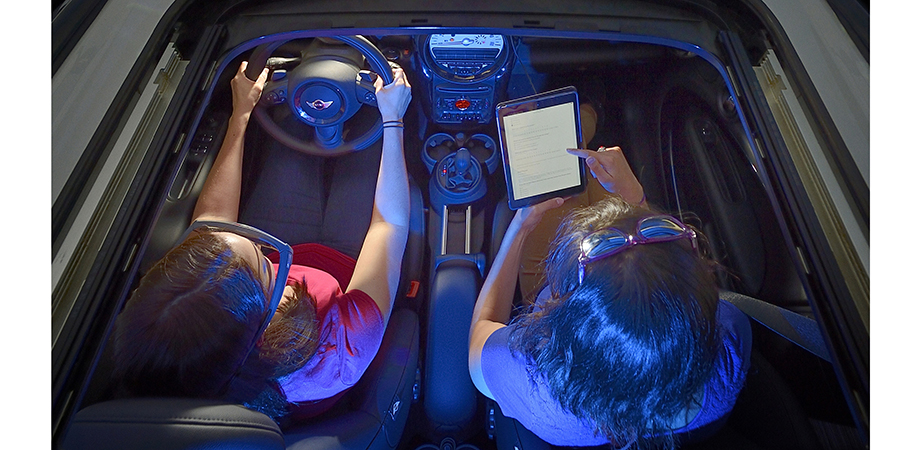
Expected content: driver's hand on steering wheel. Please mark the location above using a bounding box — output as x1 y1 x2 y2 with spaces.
231 61 269 119
374 65 412 122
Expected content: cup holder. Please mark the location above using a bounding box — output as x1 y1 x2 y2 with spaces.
422 133 457 173
467 133 499 174
423 132 499 207
422 133 498 175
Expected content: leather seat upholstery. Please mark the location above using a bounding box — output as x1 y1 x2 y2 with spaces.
62 398 286 450
62 309 419 450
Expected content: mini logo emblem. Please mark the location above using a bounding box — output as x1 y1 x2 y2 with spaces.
309 99 334 111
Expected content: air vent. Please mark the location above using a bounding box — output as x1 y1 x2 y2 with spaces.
432 48 500 61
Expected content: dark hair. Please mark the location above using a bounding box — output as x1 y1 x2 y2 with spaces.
229 278 320 423
258 279 320 377
509 196 720 449
113 231 268 398
113 231 320 420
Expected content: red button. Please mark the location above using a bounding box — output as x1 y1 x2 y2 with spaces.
455 99 471 110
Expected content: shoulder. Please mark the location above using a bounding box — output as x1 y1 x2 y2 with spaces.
480 326 519 385
480 325 537 412
286 261 384 339
681 300 752 431
278 288 384 403
481 325 608 447
715 299 753 370
317 288 384 339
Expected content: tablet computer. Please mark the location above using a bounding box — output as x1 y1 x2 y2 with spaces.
495 86 587 210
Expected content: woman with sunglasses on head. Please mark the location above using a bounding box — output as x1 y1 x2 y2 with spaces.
469 144 751 449
113 60 413 425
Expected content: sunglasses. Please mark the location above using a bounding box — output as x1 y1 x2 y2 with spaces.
577 215 698 284
180 220 293 348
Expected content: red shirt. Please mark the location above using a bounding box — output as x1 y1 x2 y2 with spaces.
269 243 385 418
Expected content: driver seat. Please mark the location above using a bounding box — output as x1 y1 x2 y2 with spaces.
62 308 419 450
61 178 426 450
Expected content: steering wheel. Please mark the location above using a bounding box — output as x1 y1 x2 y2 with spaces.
245 36 395 157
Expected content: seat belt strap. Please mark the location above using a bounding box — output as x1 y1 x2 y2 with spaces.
720 290 831 362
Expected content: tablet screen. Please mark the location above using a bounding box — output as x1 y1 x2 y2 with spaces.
502 102 582 201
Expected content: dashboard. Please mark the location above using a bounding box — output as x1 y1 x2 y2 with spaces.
417 34 512 125
427 34 506 78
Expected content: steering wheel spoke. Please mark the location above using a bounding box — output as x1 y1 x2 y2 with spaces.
356 70 378 107
315 123 345 149
260 79 288 106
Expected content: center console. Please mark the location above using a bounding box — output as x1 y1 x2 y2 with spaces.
417 130 501 442
417 34 512 125
413 34 514 445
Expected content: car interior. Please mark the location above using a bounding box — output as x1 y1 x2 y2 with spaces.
58 24 864 450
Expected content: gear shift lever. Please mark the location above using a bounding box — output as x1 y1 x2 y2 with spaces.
454 148 471 176
444 147 475 191
431 146 486 207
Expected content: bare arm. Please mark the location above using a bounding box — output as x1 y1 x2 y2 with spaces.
346 66 413 325
468 198 565 399
191 61 269 223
